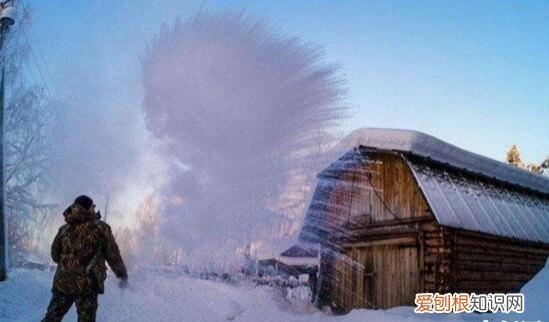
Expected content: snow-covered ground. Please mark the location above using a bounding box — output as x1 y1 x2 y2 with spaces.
1 260 547 322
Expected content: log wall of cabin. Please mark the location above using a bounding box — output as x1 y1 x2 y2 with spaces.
447 229 549 294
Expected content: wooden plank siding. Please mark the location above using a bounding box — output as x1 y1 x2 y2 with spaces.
318 152 437 310
333 152 432 226
342 238 420 310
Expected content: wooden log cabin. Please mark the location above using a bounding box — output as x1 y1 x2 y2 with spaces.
297 128 549 312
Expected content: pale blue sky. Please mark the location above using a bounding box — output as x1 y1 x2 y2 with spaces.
28 0 548 163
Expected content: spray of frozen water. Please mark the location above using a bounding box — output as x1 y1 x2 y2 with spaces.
141 11 347 267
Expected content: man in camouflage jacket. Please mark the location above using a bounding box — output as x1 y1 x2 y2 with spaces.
41 195 128 322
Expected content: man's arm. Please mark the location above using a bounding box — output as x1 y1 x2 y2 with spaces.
101 224 128 280
51 226 65 263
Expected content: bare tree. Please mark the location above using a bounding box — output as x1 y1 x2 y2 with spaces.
3 5 55 264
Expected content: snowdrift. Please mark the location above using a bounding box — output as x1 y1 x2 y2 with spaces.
0 260 547 322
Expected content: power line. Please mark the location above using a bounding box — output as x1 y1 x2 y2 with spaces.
23 33 53 94
17 0 59 100
20 0 58 98
0 8 41 97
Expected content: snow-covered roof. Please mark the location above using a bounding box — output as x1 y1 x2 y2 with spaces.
339 128 549 195
314 128 549 243
407 157 549 243
280 245 318 258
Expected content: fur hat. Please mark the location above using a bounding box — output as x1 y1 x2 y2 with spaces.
74 195 94 210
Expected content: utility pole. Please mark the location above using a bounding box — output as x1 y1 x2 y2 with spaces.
0 0 15 282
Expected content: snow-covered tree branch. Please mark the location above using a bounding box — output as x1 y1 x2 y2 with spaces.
3 5 56 264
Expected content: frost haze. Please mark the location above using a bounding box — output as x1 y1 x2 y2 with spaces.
141 11 347 266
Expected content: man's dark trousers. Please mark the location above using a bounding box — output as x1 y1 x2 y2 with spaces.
41 291 98 322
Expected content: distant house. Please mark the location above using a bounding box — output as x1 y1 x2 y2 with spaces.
298 128 549 312
258 245 319 279
280 244 318 258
